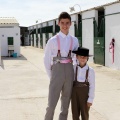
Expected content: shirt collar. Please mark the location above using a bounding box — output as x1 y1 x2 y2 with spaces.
78 64 89 70
59 31 70 38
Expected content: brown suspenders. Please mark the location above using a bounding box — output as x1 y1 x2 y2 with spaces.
74 65 89 86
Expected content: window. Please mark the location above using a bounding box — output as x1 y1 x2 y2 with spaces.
8 37 14 45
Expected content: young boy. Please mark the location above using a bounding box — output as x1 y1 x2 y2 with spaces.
71 47 95 120
44 12 79 120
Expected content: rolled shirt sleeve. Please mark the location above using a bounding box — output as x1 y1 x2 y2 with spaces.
87 68 95 103
43 40 52 79
72 37 79 65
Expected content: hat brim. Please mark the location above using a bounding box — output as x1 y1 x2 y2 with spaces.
72 51 93 57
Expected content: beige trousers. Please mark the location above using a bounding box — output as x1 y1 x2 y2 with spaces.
44 62 74 120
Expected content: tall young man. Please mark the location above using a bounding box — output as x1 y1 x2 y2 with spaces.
44 12 79 120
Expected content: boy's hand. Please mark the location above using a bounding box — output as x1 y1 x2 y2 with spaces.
87 102 92 107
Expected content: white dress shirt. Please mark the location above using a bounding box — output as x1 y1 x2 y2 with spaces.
44 31 79 78
73 64 95 103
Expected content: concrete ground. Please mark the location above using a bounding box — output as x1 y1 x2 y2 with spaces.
0 46 120 120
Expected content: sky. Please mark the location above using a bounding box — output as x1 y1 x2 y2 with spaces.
0 0 117 27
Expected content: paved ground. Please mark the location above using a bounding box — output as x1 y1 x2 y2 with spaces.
0 46 120 120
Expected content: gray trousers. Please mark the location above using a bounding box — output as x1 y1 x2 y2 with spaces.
44 63 74 120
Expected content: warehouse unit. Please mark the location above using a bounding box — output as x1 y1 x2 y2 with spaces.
47 20 54 43
41 22 48 49
33 25 36 47
0 35 1 66
28 1 120 70
82 10 97 62
28 26 34 46
37 23 41 48
20 26 29 46
0 17 20 57
39 24 43 48
93 7 105 66
105 2 120 69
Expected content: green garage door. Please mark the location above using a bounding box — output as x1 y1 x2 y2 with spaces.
40 32 43 49
32 34 34 46
94 18 105 65
75 22 82 47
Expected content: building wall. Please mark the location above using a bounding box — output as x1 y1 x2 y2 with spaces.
34 34 36 47
38 33 40 48
28 1 120 70
82 10 97 62
71 14 77 22
48 33 53 39
105 3 120 69
48 21 53 26
69 21 75 36
0 26 20 56
0 39 1 65
42 23 47 27
43 33 46 49
31 35 33 46
20 27 29 46
24 35 29 46
33 26 36 47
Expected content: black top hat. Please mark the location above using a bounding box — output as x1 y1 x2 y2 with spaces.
72 47 93 57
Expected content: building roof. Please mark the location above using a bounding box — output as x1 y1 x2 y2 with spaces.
69 1 120 15
0 17 19 25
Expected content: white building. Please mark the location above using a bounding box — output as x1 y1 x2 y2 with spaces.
105 2 120 69
0 17 20 61
28 1 120 70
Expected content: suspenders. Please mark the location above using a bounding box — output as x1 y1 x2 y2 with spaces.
56 35 73 57
74 65 89 87
52 34 73 64
75 66 78 82
85 67 89 82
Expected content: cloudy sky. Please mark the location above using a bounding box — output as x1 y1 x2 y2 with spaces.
0 0 117 26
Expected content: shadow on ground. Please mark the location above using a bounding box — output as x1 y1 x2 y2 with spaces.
1 54 27 69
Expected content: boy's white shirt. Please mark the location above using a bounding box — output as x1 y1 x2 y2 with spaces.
73 64 95 103
44 31 79 78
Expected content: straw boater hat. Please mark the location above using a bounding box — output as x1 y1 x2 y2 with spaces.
72 47 93 57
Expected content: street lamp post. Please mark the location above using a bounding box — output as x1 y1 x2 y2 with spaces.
69 4 81 13
69 4 81 28
69 4 82 46
36 19 42 24
36 19 42 48
69 4 81 27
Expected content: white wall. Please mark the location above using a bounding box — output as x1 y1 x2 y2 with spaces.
0 39 1 65
105 3 120 69
24 37 29 46
39 33 43 48
42 23 47 27
71 14 77 22
69 21 75 36
30 34 32 46
82 10 97 19
56 19 59 24
43 33 46 49
71 14 79 27
38 33 40 48
48 33 53 39
0 26 20 56
34 34 36 47
48 21 53 26
82 10 96 62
